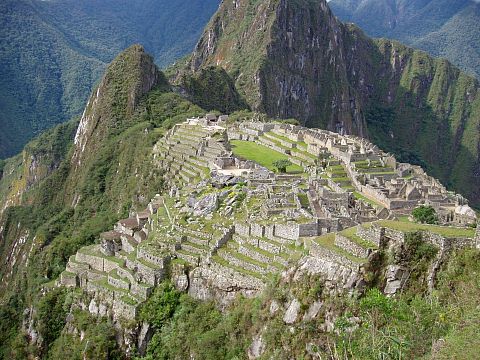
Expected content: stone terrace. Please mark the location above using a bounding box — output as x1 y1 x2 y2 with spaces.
58 117 479 319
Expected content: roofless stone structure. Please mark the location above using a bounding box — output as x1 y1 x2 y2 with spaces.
59 116 479 320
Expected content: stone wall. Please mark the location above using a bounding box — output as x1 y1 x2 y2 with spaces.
117 267 135 283
382 226 405 243
235 223 250 237
131 283 152 301
258 238 281 254
476 225 480 249
307 240 360 270
298 222 320 237
274 223 299 240
136 261 164 286
206 261 265 290
108 275 129 291
356 226 383 246
212 227 234 252
251 223 265 238
75 251 104 272
220 251 268 275
238 245 271 264
334 234 369 258
60 272 78 287
66 260 89 273
374 223 475 251
137 248 169 268
317 218 340 233
113 299 138 321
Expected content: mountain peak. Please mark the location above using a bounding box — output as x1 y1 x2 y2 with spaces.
72 44 166 170
189 0 366 135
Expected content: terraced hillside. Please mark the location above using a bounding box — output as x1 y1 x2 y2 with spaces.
58 116 479 320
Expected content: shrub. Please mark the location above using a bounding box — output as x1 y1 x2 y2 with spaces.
140 282 181 330
412 205 438 224
272 159 292 173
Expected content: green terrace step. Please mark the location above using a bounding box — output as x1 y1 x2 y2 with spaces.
231 235 294 263
170 161 182 171
116 266 136 283
136 256 162 270
204 145 224 154
184 235 211 247
175 249 200 266
180 166 198 178
334 227 378 258
290 149 316 163
168 149 189 161
340 227 378 249
257 136 287 151
92 278 142 304
211 255 265 280
357 167 394 174
66 255 90 273
237 243 273 264
172 142 197 152
174 127 206 137
180 241 208 255
189 157 209 168
182 161 202 174
176 125 208 134
217 248 269 275
172 131 203 142
297 141 308 150
108 269 130 290
177 227 212 240
232 233 296 256
178 171 194 183
307 234 366 265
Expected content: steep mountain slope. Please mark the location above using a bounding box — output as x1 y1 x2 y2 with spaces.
329 0 480 79
184 0 480 207
0 0 220 158
0 45 206 356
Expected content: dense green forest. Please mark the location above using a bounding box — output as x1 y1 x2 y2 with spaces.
0 0 220 158
329 0 480 80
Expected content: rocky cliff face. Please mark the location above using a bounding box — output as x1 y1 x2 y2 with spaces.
188 0 480 206
190 0 367 136
72 45 164 171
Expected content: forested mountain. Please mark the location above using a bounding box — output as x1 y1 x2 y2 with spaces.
0 0 220 158
0 0 479 358
329 0 480 79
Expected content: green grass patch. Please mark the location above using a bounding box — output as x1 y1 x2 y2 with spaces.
340 227 378 249
297 192 310 209
311 233 367 264
376 220 475 238
212 255 264 280
231 140 303 173
353 192 381 207
224 248 268 269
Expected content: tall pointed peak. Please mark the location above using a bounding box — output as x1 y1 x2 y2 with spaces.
72 44 167 170
188 0 364 134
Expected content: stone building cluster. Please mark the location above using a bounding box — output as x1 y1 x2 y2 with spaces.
59 116 479 320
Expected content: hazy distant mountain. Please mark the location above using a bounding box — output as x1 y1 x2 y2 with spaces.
0 0 220 158
329 0 480 79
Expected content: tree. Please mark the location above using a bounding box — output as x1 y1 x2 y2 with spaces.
412 206 438 224
273 159 292 173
